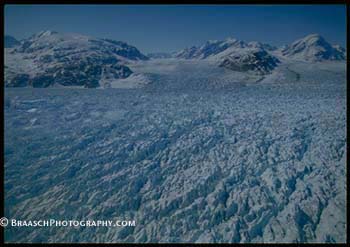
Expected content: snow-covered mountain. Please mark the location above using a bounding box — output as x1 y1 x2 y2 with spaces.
5 31 149 88
175 38 247 60
174 34 345 74
175 38 280 74
280 34 345 61
4 35 20 48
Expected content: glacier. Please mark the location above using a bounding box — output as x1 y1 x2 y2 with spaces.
4 57 346 243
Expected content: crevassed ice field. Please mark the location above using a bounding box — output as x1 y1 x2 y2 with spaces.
4 59 346 243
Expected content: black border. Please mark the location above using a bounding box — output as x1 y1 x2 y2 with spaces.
0 1 348 246
0 0 349 4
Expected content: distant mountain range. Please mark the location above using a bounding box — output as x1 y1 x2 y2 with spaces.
4 31 346 87
175 34 345 62
174 34 345 74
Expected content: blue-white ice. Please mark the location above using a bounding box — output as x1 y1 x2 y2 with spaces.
4 59 346 243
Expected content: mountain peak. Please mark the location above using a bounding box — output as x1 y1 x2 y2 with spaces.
280 33 345 61
35 30 59 38
304 33 323 39
296 33 328 46
175 36 247 59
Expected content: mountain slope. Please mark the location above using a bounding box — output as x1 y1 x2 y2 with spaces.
5 31 149 88
280 34 345 61
219 49 280 75
175 38 247 60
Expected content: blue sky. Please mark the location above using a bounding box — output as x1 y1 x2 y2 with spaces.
5 5 346 53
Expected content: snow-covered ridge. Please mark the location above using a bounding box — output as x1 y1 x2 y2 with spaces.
5 30 149 88
174 38 247 60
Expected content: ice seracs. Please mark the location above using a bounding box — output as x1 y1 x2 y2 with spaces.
4 60 346 242
4 35 346 242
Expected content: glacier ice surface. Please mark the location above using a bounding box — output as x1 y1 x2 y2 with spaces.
4 59 346 243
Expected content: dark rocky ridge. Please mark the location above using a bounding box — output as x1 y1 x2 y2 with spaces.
219 49 280 75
